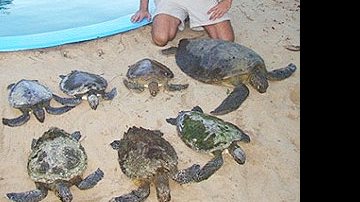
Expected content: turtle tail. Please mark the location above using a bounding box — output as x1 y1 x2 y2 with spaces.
266 63 297 81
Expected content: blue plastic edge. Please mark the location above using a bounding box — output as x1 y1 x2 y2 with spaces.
0 6 155 52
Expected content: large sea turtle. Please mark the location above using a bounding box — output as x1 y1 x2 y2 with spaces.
124 58 189 97
166 106 251 182
2 79 75 127
110 126 200 202
6 127 104 202
162 38 297 115
56 70 117 110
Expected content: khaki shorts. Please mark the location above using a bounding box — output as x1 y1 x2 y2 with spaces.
154 0 231 31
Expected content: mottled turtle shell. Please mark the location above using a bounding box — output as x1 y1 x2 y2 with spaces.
126 58 174 86
28 127 87 184
175 110 247 153
8 80 53 108
175 39 266 84
59 70 108 96
116 127 178 180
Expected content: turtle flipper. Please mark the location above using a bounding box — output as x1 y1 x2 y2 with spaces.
228 143 247 165
52 94 82 106
55 183 72 202
70 131 81 142
154 173 171 202
165 118 177 126
266 63 297 81
161 46 178 55
6 188 48 202
194 151 223 182
76 168 104 190
210 84 249 115
165 83 189 91
110 182 150 202
2 111 30 127
172 164 201 184
45 105 74 115
102 87 117 100
123 79 145 93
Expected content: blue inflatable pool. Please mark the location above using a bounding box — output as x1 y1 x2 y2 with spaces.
0 0 155 51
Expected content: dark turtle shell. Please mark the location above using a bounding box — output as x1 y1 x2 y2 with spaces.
115 126 178 180
126 58 174 85
174 110 249 153
59 70 108 96
28 127 87 184
8 79 53 108
175 39 266 84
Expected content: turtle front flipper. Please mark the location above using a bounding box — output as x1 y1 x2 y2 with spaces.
194 150 223 182
266 63 297 81
2 111 30 127
6 186 48 202
45 105 74 115
110 182 150 202
210 84 249 115
228 143 247 165
165 83 189 91
102 87 117 100
52 94 82 106
123 79 145 93
154 172 171 202
76 168 104 190
172 164 201 184
55 183 72 202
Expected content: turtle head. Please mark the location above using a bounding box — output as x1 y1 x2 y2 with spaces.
249 71 268 93
148 81 160 97
87 94 99 110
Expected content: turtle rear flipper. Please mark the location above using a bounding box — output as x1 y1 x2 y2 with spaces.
6 188 48 202
52 94 82 106
161 46 178 55
76 168 104 190
266 63 297 81
210 84 249 115
172 164 201 184
110 182 150 202
2 111 30 127
165 83 189 91
45 105 74 115
102 88 117 100
194 150 224 182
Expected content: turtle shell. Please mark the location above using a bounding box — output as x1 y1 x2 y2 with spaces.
8 80 53 108
60 70 108 96
175 110 246 153
175 39 267 84
28 127 87 184
126 58 174 85
116 126 178 180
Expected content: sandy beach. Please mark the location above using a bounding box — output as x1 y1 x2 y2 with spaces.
0 0 300 201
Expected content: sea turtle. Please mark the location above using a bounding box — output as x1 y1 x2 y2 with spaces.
162 38 297 115
6 127 104 202
56 70 117 110
166 106 251 182
2 79 75 127
110 126 200 202
123 58 189 97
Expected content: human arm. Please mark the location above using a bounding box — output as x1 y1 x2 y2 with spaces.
131 0 151 22
207 0 232 20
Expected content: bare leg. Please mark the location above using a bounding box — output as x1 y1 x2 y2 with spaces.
152 14 181 46
203 20 234 41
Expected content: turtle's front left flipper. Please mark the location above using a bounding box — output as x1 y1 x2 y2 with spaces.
194 151 224 182
172 164 201 184
6 187 48 202
45 105 74 115
110 182 150 202
52 94 82 106
210 83 249 115
2 111 30 127
76 168 104 190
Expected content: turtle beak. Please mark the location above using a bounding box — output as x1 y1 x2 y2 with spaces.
87 94 99 110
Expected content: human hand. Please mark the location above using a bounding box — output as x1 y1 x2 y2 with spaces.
207 0 232 20
131 10 151 23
